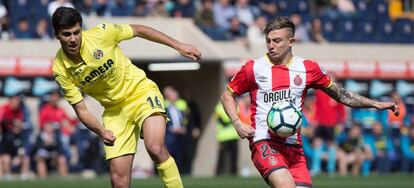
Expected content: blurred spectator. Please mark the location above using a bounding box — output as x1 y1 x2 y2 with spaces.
389 92 407 130
337 125 368 176
0 95 31 180
309 17 327 43
171 0 195 18
163 86 188 173
301 93 317 163
11 17 32 39
335 0 356 16
95 0 110 16
33 122 68 178
0 2 5 18
133 1 150 17
33 18 52 40
214 102 239 175
366 121 393 174
389 0 414 20
247 15 266 46
290 13 310 43
0 2 9 40
400 125 414 173
149 0 169 17
237 94 251 125
311 89 346 176
224 16 247 42
48 0 75 17
195 0 223 40
38 91 76 161
233 0 260 27
213 0 235 30
255 0 280 20
110 0 133 16
76 0 97 16
181 89 202 175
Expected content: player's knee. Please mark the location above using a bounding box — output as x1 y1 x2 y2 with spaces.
270 178 296 188
146 144 165 157
110 172 130 188
268 169 296 188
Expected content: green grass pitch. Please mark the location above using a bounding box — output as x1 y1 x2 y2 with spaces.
0 175 413 188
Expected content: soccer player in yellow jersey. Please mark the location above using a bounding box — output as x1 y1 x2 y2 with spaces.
51 7 201 188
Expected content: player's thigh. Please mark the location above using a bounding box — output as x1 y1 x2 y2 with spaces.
267 168 295 188
142 114 167 148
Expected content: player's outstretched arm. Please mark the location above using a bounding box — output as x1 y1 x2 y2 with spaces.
130 24 201 61
322 82 399 116
72 100 116 146
221 89 255 139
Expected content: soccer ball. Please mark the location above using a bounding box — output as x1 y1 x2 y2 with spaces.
267 101 302 137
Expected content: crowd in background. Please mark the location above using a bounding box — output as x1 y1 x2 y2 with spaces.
0 0 414 44
300 90 414 176
0 91 106 180
0 85 202 180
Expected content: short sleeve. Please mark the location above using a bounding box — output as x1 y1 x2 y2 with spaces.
228 60 256 95
100 23 134 44
53 62 83 105
305 60 332 89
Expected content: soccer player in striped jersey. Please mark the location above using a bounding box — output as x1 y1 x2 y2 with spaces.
221 16 399 188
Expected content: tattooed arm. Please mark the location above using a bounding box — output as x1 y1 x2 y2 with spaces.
322 82 399 116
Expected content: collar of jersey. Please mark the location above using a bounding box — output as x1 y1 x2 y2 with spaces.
265 53 294 67
62 32 88 68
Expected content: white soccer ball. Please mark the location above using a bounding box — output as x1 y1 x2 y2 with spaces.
267 101 302 137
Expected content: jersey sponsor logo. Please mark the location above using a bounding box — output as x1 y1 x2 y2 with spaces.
294 75 302 86
263 89 294 104
93 49 104 60
80 59 114 85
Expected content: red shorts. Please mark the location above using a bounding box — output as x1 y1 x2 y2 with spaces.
250 140 312 187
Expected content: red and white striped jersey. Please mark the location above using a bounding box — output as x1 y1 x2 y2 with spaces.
228 55 332 145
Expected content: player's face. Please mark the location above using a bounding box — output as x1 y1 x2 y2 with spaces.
266 28 295 62
56 23 82 57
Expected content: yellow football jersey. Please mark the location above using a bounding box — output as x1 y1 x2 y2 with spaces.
53 23 148 107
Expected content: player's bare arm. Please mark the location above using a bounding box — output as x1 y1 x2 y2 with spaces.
72 100 116 146
221 89 255 138
322 81 399 116
130 24 201 61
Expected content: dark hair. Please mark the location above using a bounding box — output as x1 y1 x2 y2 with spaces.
263 16 295 37
52 7 82 33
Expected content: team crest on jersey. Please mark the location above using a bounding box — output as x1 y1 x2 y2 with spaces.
258 75 267 83
93 49 104 59
268 156 278 166
294 75 302 86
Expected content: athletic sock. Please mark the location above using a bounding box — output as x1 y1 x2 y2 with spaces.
156 156 183 188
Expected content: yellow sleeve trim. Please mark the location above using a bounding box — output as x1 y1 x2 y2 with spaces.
227 85 236 94
325 80 334 89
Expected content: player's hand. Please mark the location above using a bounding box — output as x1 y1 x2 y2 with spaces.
101 129 116 146
234 120 255 139
377 102 399 116
177 43 201 61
